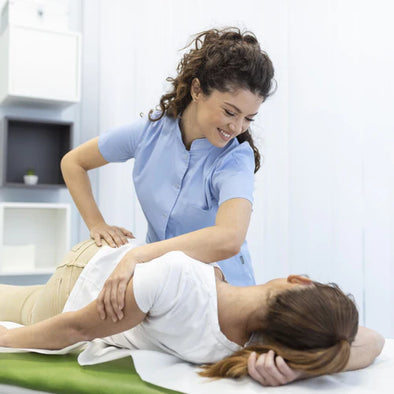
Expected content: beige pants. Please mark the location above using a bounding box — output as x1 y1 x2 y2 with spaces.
0 240 102 325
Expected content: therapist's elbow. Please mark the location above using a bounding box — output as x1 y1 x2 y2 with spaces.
60 151 73 175
216 229 243 259
61 150 86 179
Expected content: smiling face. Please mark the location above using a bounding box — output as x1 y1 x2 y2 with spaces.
181 79 264 148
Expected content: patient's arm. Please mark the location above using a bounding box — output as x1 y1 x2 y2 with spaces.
247 326 385 386
0 278 146 350
345 326 385 371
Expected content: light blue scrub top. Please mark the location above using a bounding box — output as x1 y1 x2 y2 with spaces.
98 115 256 286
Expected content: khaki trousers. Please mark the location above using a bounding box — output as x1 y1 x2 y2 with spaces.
0 240 102 325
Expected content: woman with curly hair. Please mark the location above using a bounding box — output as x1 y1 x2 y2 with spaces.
0 240 384 387
61 27 275 323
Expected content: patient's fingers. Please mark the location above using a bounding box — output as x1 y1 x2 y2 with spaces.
257 351 279 386
275 356 300 382
103 283 118 322
247 351 266 385
110 281 120 322
117 280 127 315
262 350 289 386
248 350 295 387
255 352 278 386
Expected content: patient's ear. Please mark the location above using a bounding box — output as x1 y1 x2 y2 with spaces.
287 275 313 286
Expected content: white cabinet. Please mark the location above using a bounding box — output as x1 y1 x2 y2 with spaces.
1 0 70 31
0 24 81 105
0 202 70 275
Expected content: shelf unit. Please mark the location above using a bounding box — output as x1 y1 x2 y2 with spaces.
0 24 81 105
0 117 72 188
0 202 70 276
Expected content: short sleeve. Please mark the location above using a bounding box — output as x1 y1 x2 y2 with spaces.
98 116 148 162
132 251 187 313
211 142 255 206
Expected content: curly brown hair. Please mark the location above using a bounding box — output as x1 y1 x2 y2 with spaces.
149 27 276 173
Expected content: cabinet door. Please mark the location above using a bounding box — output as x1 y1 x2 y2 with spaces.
9 25 80 102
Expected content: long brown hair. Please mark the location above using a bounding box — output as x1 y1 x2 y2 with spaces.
199 282 359 378
149 27 276 173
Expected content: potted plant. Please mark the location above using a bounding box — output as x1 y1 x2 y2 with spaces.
24 169 39 185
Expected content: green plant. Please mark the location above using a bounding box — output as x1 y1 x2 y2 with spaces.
26 169 36 175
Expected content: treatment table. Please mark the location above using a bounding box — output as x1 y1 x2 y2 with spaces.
0 321 393 394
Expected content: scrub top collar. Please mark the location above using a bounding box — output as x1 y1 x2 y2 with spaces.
175 116 226 152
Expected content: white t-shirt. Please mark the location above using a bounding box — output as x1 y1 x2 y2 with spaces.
63 240 242 364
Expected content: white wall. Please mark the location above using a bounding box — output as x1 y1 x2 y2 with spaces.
91 0 393 337
286 0 394 337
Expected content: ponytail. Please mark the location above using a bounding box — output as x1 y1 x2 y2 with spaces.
200 282 358 379
199 340 351 379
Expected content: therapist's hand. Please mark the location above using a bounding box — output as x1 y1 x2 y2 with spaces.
248 350 303 386
90 222 134 248
97 252 138 322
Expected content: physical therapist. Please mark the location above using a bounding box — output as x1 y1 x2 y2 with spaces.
61 27 275 322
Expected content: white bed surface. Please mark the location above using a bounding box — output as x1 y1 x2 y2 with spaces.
1 320 393 393
131 338 394 393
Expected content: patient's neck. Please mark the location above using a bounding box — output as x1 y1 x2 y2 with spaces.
216 280 268 346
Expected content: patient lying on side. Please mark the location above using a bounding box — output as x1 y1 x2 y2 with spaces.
0 240 385 387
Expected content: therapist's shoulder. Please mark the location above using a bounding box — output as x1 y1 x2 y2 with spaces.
215 139 255 172
103 112 169 140
130 113 178 144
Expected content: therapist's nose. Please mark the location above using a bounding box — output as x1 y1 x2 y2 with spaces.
229 118 244 134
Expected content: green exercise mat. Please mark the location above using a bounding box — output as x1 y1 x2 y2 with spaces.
0 352 182 394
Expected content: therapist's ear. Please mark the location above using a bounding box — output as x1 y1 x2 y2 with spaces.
287 275 313 286
190 78 202 101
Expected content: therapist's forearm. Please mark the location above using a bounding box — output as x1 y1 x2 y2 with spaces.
128 198 251 264
130 226 240 264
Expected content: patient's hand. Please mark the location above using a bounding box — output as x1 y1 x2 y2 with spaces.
247 350 302 386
